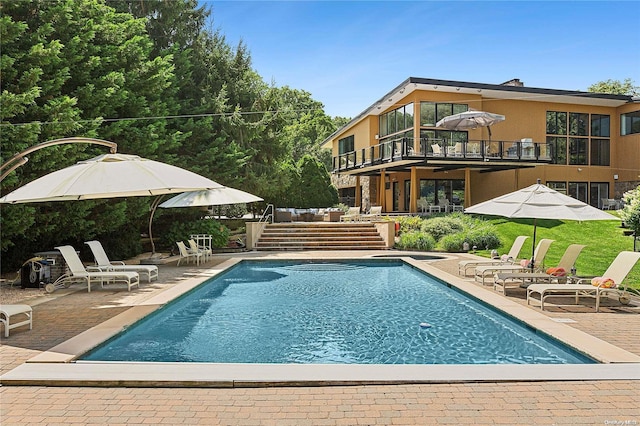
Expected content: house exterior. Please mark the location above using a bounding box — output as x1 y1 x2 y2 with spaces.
322 77 640 213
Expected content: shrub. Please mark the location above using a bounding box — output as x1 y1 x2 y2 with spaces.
394 215 425 234
621 185 640 233
440 225 501 252
396 231 436 251
162 218 230 251
420 216 464 241
439 233 467 252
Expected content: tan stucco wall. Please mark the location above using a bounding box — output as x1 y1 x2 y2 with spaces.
329 85 640 209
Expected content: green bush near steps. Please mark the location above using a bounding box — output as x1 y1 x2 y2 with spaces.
392 213 500 252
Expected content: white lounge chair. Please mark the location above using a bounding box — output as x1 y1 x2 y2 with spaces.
49 245 140 293
458 235 529 276
85 240 158 283
474 238 555 285
493 244 586 295
0 304 33 337
527 251 640 312
176 241 201 266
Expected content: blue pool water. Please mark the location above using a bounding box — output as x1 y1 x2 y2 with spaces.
82 260 592 364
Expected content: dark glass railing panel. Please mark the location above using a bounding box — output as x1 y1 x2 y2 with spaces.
333 138 552 171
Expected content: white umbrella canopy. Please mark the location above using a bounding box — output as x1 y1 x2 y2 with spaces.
0 153 224 255
0 153 223 203
158 187 262 209
464 182 618 222
436 110 506 131
464 180 618 270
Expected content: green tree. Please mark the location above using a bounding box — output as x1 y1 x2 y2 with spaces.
293 155 338 208
1 0 176 268
588 78 639 96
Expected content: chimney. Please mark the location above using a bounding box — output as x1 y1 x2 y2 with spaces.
500 78 524 87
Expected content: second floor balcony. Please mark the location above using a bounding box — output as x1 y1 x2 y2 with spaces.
332 137 553 173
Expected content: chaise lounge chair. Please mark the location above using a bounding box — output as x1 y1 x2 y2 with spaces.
474 238 554 285
493 244 586 295
458 235 529 276
474 238 555 285
0 304 33 337
527 251 640 312
50 245 140 293
85 240 158 283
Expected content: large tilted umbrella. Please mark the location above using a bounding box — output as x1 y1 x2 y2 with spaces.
464 179 618 270
158 187 262 209
0 153 223 254
436 110 505 139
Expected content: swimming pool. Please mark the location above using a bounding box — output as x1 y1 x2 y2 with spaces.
82 260 592 364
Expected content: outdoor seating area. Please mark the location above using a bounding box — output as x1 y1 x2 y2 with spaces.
601 198 624 210
48 245 140 293
526 251 640 312
474 238 555 285
85 240 158 283
275 208 343 223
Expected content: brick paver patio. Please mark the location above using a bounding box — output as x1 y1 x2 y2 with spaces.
2 251 639 425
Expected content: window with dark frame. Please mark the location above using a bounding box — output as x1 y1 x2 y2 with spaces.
621 111 640 135
569 138 588 165
569 112 589 136
338 135 354 155
590 139 610 166
379 103 414 138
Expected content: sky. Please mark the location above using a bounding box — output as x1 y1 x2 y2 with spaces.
204 1 640 118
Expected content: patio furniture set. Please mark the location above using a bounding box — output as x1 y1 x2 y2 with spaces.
458 236 640 313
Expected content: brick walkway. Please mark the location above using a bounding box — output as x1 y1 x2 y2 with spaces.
1 252 639 425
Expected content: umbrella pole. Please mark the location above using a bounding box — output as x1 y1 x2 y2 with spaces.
531 218 537 272
149 195 165 256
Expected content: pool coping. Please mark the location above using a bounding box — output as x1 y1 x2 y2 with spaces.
2 254 639 387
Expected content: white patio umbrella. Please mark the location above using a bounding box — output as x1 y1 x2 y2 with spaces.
436 110 505 139
0 153 224 254
158 187 262 209
464 179 618 270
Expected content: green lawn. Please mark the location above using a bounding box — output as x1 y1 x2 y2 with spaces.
470 216 640 289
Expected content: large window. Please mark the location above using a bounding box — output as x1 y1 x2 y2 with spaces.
569 138 588 165
420 102 467 127
590 139 610 166
547 136 567 164
590 182 609 208
591 114 610 137
546 111 567 135
547 111 610 165
621 110 640 135
419 179 465 207
379 103 414 137
338 135 354 154
569 112 589 136
568 182 588 203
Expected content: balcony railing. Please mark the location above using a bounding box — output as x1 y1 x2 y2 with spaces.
332 137 553 172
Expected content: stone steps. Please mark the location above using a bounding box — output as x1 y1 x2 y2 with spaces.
255 222 387 251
